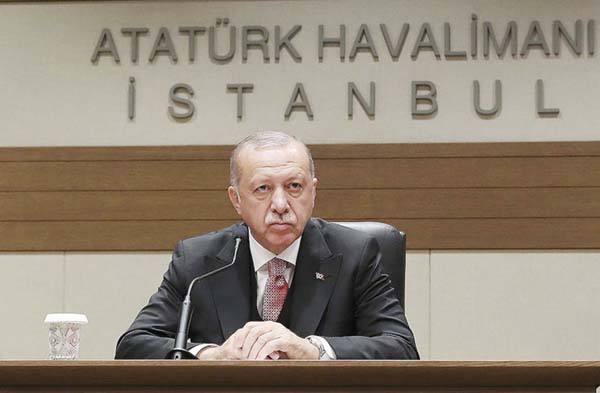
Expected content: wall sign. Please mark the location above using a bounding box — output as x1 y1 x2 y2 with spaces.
91 16 592 121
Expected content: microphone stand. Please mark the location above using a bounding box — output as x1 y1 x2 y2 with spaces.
167 237 242 360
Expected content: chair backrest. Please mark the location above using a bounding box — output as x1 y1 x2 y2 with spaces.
334 221 406 309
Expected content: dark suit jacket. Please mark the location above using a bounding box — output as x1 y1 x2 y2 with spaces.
115 218 419 359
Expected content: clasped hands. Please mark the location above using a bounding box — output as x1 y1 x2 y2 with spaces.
196 321 319 360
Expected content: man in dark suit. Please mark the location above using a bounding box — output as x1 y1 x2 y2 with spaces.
115 132 418 360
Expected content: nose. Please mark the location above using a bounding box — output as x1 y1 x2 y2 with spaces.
270 187 289 214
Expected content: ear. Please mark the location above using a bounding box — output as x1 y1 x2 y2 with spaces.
228 186 243 216
311 177 318 205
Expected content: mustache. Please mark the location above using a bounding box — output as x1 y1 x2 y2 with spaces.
265 212 297 225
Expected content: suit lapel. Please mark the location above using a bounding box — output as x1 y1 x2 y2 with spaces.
289 219 342 337
206 225 253 341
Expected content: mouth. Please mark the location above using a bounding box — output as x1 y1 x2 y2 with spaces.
269 222 293 230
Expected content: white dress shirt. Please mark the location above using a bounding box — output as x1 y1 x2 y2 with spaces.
191 230 336 359
248 229 299 316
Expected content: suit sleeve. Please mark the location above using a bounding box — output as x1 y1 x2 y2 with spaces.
324 237 420 359
115 241 194 359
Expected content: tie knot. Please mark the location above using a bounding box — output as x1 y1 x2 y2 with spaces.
268 258 287 277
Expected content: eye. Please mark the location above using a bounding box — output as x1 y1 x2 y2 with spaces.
287 182 303 193
255 184 270 193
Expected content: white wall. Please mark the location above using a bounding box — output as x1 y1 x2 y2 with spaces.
0 252 171 360
2 250 599 360
1 0 600 146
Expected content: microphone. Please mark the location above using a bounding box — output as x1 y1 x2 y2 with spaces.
168 236 242 360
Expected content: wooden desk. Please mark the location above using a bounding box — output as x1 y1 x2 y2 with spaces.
1 361 599 393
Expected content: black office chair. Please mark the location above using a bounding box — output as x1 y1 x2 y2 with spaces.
334 222 406 309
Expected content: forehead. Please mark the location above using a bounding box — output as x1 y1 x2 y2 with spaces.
237 142 311 182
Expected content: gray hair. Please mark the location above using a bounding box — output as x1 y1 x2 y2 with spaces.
230 131 315 188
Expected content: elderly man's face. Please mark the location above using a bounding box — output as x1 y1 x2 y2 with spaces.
228 142 317 254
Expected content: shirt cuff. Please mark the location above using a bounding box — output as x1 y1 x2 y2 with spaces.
189 343 218 358
306 335 337 360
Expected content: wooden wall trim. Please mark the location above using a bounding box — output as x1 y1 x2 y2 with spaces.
2 142 599 251
3 157 600 191
1 141 600 161
2 218 599 252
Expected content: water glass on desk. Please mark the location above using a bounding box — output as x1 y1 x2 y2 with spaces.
44 313 88 360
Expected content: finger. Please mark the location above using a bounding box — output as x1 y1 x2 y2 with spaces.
247 330 281 360
241 324 273 359
224 340 243 360
230 326 252 351
240 321 282 358
256 338 286 360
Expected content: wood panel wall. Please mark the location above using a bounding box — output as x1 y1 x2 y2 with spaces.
1 142 600 251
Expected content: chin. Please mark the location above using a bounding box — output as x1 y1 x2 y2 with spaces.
266 232 298 251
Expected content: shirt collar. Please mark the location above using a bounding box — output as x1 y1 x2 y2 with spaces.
248 229 301 272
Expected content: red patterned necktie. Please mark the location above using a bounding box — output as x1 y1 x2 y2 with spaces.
262 257 289 321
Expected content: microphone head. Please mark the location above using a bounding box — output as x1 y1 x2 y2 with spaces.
234 223 248 241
